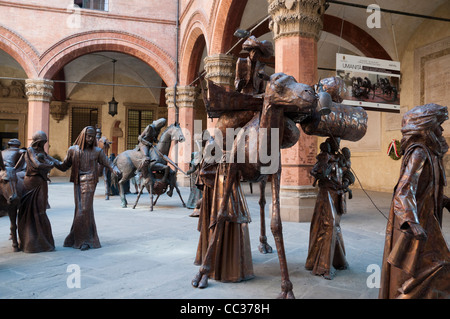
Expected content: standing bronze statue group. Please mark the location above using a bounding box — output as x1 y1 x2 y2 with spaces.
189 36 449 299
0 127 121 253
0 36 448 299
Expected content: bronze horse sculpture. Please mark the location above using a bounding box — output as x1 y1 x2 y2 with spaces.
192 72 331 298
113 123 186 210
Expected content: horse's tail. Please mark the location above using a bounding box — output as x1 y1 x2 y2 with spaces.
111 171 119 188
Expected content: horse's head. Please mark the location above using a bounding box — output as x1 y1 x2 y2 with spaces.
0 167 19 205
265 73 331 118
169 122 185 143
98 136 112 154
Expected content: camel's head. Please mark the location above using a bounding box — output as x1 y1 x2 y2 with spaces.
265 73 331 122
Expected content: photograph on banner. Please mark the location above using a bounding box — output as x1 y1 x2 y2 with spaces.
336 53 400 112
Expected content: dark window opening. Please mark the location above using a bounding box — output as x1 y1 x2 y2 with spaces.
74 0 108 11
127 109 154 150
0 119 19 150
71 107 99 145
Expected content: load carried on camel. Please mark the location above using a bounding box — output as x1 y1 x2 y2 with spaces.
201 75 368 142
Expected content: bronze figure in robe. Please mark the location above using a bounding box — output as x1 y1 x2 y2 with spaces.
17 131 59 253
305 137 354 279
193 137 254 288
234 35 273 96
57 126 121 250
379 103 450 299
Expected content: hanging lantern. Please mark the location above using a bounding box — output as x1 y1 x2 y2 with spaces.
108 59 118 117
108 97 118 117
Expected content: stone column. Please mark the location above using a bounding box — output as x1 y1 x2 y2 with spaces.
203 54 236 132
25 78 54 149
165 85 197 186
268 0 326 222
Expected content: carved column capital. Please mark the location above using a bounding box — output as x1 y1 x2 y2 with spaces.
25 78 54 103
165 85 197 109
268 0 326 41
203 54 236 88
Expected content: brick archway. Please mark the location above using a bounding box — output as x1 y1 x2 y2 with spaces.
38 30 176 85
227 13 391 61
208 0 391 61
179 10 209 85
0 26 39 78
323 14 391 60
209 0 248 54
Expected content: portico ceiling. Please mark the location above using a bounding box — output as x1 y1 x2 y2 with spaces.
324 0 449 60
240 0 449 62
63 51 162 102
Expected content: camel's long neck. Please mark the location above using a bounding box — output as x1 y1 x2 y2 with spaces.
260 101 284 157
260 101 284 132
156 130 172 155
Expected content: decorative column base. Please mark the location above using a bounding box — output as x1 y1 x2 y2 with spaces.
273 185 318 222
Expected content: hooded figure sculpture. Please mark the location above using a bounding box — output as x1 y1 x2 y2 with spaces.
379 103 450 299
234 35 273 96
18 131 59 253
57 126 121 250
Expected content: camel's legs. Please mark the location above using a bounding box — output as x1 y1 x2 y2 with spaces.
270 169 294 299
258 178 272 254
192 164 237 289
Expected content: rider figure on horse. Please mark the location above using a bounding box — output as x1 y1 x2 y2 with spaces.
137 118 167 182
2 138 26 171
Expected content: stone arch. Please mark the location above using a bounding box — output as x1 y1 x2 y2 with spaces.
224 12 391 61
209 0 248 54
323 14 391 60
0 25 39 78
38 30 176 85
179 10 209 85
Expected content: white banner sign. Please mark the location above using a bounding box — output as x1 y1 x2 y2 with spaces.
336 53 400 112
